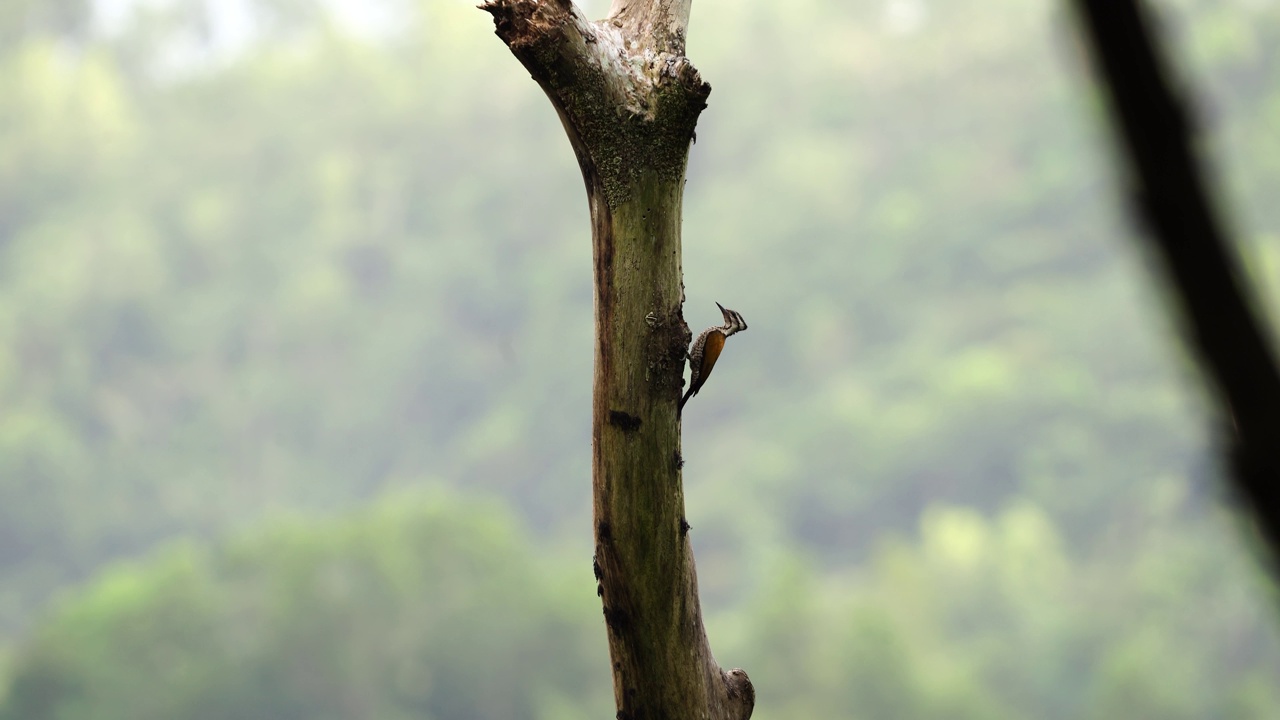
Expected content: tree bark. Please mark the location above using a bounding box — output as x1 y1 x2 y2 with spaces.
1069 0 1280 555
480 1 754 718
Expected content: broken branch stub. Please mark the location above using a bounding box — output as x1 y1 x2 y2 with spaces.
481 0 709 209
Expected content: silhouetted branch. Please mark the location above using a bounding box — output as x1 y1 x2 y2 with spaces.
1071 0 1280 552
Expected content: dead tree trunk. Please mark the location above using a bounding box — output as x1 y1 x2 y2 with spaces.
480 1 754 718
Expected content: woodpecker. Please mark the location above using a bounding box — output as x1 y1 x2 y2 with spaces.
679 302 748 414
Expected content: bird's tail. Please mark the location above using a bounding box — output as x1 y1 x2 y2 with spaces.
678 387 695 417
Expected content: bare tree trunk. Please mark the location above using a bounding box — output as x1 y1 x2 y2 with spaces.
1069 0 1280 555
480 1 754 717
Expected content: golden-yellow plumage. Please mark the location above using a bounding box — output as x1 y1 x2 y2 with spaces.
679 303 747 415
699 332 726 383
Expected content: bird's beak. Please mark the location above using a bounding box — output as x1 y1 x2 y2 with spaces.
717 302 732 323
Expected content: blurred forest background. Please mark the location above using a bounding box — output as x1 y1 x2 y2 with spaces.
1 0 1280 717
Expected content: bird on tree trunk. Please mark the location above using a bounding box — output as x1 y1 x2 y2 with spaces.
679 302 748 415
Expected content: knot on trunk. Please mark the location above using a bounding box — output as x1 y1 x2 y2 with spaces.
723 668 756 719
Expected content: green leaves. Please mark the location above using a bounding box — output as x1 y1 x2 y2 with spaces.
1 494 610 720
0 1 1278 718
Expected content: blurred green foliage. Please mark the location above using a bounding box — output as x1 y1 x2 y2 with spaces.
0 0 1279 717
0 493 611 720
719 504 1280 719
5 496 1277 719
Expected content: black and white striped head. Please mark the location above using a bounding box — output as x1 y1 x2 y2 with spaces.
715 302 748 336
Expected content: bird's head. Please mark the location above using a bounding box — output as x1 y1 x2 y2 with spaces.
716 302 748 335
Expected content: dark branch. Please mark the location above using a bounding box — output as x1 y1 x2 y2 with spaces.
1070 0 1280 552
